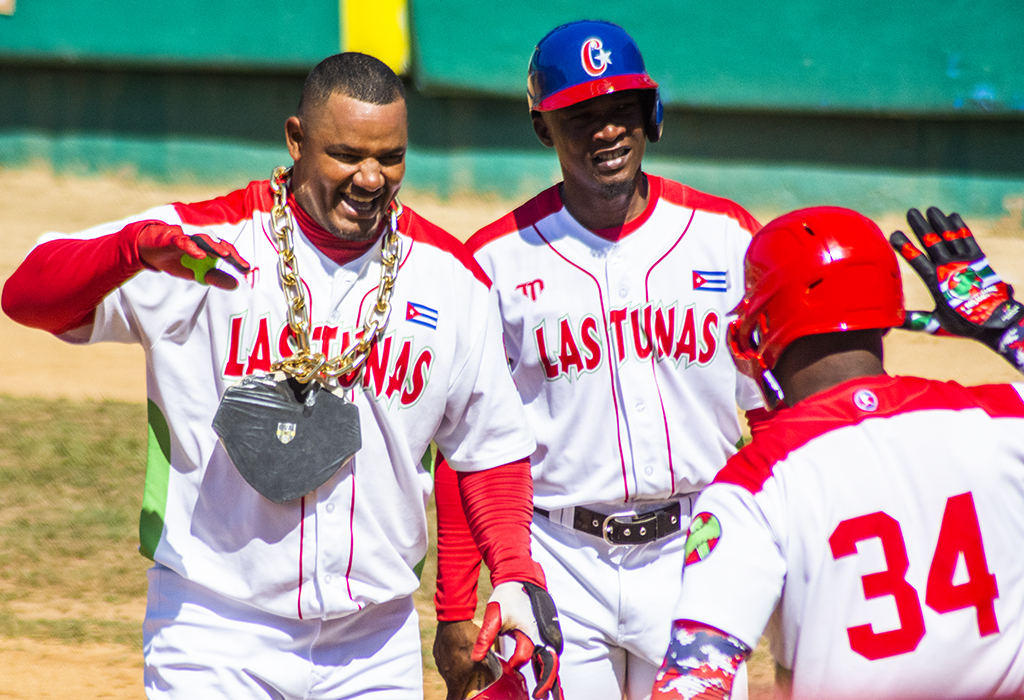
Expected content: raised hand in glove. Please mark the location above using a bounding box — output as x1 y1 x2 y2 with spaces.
474 581 563 700
890 207 1024 373
137 222 250 289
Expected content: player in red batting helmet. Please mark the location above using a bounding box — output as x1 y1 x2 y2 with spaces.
654 203 1024 700
728 206 905 409
461 650 531 700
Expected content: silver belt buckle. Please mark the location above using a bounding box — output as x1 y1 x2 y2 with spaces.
601 513 619 544
601 510 662 545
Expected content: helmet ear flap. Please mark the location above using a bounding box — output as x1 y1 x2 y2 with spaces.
728 312 785 410
646 89 664 142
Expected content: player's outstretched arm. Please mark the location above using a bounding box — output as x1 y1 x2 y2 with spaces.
890 207 1024 374
2 220 250 335
433 457 486 700
652 620 751 700
456 459 564 700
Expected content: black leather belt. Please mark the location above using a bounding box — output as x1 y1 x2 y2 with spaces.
534 502 682 545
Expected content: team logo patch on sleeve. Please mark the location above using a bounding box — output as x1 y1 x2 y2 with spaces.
406 301 439 329
692 270 728 292
684 512 721 565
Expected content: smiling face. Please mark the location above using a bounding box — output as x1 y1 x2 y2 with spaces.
533 90 648 204
286 91 408 241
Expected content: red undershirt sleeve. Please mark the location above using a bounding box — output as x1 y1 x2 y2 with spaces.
1 221 159 335
434 456 484 622
458 458 546 591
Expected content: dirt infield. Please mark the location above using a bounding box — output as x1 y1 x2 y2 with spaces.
2 166 1022 698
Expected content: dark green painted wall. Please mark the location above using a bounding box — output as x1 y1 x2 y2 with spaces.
0 0 337 69
1 2 1022 218
1 64 1022 218
411 0 1024 116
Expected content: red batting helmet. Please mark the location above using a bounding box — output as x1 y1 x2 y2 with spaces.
728 206 905 407
461 650 530 700
527 20 664 142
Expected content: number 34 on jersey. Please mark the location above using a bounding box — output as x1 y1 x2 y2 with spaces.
830 491 999 661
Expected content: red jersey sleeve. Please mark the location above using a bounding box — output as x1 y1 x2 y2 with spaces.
2 221 158 335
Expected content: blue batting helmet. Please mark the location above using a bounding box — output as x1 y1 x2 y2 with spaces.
527 20 663 142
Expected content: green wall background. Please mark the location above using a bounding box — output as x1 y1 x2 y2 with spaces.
1 1 1022 218
411 0 1024 116
0 0 338 68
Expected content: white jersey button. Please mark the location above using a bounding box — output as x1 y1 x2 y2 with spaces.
324 574 333 584
326 503 335 513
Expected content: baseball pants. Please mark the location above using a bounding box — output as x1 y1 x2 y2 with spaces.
143 564 423 700
524 499 749 700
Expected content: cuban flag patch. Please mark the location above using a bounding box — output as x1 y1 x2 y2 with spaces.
693 270 728 292
406 301 439 329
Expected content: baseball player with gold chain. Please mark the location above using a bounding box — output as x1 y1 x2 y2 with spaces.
432 20 765 700
3 53 557 699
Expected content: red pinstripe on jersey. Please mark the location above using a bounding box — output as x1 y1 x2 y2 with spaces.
531 221 633 500
643 204 699 491
716 375 1024 496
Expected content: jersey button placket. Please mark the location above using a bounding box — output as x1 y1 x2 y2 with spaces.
317 496 342 608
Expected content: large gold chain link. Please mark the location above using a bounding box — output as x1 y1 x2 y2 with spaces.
268 166 402 384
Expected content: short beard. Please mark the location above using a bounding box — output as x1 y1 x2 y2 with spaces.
599 177 636 200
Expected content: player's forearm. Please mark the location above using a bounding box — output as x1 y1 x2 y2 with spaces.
457 458 546 589
652 620 751 700
434 456 484 621
1 221 155 334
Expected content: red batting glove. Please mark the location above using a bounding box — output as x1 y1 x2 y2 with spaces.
474 581 563 700
138 224 250 290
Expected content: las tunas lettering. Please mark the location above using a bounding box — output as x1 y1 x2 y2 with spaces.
222 315 433 405
534 303 720 380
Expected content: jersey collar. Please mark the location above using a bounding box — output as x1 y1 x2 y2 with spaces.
287 190 380 266
588 173 662 242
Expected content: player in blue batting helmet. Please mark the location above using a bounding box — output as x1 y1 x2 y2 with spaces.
527 20 663 142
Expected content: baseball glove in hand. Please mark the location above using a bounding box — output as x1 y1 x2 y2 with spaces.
890 207 1024 373
474 582 563 700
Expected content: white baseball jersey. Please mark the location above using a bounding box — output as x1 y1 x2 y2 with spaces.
676 374 1024 700
48 179 534 620
467 175 762 508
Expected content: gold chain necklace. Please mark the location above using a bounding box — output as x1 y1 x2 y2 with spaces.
268 166 403 383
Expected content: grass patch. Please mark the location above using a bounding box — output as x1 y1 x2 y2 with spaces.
0 395 150 641
0 393 481 660
0 608 141 648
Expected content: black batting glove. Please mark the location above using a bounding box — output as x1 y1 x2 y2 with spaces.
889 207 1024 373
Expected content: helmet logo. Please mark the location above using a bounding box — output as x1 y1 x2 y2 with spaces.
581 38 612 77
853 389 879 412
